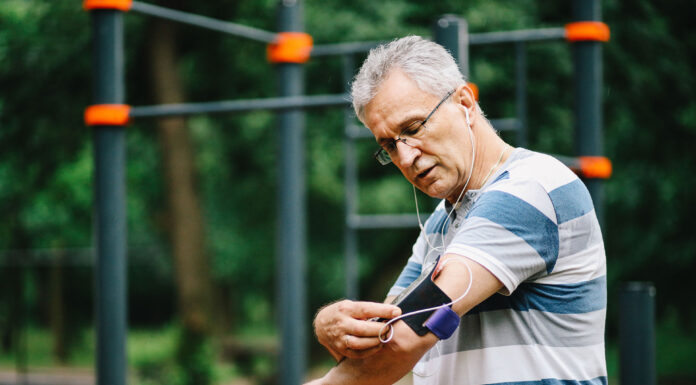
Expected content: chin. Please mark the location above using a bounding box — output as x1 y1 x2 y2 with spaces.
420 183 447 199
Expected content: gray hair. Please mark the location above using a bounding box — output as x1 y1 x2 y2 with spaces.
351 35 467 122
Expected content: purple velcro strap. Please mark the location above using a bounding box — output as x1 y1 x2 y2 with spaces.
423 306 460 340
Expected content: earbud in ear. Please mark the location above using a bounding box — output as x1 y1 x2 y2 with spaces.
464 107 471 127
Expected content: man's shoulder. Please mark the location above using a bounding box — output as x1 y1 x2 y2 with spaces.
497 148 580 195
480 148 595 227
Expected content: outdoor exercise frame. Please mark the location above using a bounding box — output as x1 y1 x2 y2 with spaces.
83 1 646 385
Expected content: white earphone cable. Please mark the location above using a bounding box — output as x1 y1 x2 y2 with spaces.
380 105 478 344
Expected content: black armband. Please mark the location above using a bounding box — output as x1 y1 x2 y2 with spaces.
388 258 460 339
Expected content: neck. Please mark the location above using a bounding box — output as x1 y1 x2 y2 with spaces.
446 123 511 204
472 140 510 189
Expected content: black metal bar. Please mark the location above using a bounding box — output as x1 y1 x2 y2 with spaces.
342 54 359 300
310 28 566 58
130 1 277 43
348 119 518 142
311 41 384 57
275 1 306 384
15 265 27 385
129 94 350 119
572 0 604 227
346 119 517 138
619 282 657 385
348 214 423 230
550 154 580 169
515 42 528 147
346 125 375 139
91 9 127 385
469 27 566 45
490 118 521 132
434 15 469 77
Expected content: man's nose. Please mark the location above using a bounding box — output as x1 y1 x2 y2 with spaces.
395 140 419 168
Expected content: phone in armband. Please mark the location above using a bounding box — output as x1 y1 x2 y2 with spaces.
382 257 461 340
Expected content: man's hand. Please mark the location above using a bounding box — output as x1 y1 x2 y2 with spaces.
314 300 401 361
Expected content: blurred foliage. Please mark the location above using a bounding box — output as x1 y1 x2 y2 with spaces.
0 0 695 382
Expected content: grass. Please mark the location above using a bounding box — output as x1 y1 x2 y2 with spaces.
0 325 243 384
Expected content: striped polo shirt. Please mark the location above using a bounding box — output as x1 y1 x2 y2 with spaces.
388 148 607 385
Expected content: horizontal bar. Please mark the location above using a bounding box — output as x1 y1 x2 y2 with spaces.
130 94 350 119
344 118 521 141
348 214 424 230
469 27 565 45
346 125 374 140
552 154 577 168
490 118 522 132
311 28 565 58
0 246 166 266
130 1 277 43
311 41 384 57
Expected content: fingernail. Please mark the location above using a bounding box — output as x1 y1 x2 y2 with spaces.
392 308 400 317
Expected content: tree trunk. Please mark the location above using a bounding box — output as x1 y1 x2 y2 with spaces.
148 19 215 335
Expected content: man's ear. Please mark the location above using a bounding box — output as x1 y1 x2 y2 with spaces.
453 84 477 111
452 84 477 124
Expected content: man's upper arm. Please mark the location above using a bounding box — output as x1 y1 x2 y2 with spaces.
434 253 503 316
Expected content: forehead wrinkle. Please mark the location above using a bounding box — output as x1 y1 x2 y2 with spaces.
366 69 436 143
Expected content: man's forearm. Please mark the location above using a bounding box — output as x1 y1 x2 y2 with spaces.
309 255 503 385
314 322 438 385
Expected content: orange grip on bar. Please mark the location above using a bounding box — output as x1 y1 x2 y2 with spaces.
577 156 612 179
267 32 313 64
84 104 131 126
83 0 132 11
467 82 479 101
565 21 610 42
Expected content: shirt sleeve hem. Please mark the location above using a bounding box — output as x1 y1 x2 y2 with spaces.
444 244 520 295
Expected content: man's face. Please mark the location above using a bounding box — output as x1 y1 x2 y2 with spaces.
364 70 473 201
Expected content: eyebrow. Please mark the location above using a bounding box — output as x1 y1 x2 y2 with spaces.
375 113 423 145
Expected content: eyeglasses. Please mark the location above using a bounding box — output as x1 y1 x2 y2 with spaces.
373 89 454 165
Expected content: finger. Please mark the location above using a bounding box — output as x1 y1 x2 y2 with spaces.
344 335 383 351
345 318 392 337
347 301 401 320
343 344 383 359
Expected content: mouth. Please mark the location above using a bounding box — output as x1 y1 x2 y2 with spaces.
416 165 435 179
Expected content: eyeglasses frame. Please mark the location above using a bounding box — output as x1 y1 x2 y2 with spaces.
372 89 455 165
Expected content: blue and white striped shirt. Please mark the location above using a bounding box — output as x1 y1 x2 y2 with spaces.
388 148 607 385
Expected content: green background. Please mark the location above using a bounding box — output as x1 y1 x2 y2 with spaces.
0 0 694 384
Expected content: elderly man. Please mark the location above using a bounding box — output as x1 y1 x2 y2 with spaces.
309 36 607 385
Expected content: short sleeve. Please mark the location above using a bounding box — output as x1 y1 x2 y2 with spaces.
445 179 559 294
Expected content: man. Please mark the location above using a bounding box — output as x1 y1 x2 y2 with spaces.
308 36 607 385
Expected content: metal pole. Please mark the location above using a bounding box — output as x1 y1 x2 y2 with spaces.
342 54 359 300
619 282 657 385
572 0 604 226
434 14 469 78
275 0 306 384
515 42 528 147
434 14 468 211
14 263 27 385
91 9 127 385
